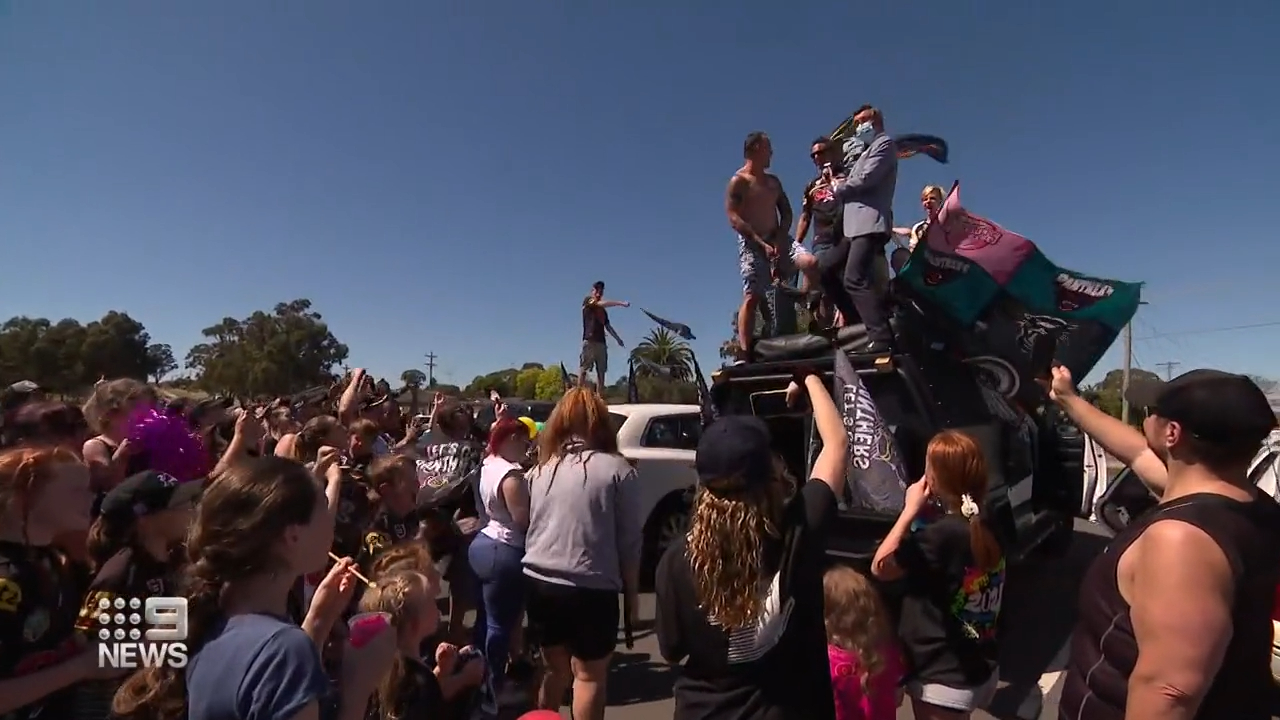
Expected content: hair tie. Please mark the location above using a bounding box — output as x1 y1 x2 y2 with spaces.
960 493 980 519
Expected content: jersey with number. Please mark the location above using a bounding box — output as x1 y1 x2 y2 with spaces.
0 540 82 720
893 514 1003 687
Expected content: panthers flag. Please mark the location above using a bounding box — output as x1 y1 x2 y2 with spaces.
833 349 908 513
640 309 696 341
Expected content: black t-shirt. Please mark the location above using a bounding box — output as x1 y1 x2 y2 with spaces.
333 473 376 560
801 172 844 248
654 480 838 720
0 541 83 720
72 547 180 720
360 507 420 571
582 298 609 343
367 655 447 720
895 514 1005 687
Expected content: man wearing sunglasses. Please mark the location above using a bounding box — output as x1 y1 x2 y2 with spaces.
794 136 854 328
1049 366 1280 720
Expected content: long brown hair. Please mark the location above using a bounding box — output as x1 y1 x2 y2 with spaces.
536 387 618 464
112 457 324 720
0 446 82 537
359 570 431 720
295 415 341 463
925 430 1002 571
685 455 791 629
823 566 892 694
85 511 138 573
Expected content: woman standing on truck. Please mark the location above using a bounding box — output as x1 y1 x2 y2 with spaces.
653 371 849 720
871 430 1005 720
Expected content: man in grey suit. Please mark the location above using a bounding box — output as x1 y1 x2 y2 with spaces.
828 104 898 351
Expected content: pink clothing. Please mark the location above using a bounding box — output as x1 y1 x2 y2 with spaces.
828 642 903 720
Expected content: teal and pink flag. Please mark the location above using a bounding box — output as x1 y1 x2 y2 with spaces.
900 182 1142 400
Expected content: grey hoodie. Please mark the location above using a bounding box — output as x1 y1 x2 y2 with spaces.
521 447 641 591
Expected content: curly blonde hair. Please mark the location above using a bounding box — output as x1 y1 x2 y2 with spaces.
685 456 792 629
359 570 431 720
823 565 892 694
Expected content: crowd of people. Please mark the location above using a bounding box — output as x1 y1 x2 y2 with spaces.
1 104 1278 720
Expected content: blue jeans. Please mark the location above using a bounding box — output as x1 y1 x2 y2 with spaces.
467 534 526 689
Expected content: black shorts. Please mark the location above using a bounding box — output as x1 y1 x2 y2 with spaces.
525 577 618 662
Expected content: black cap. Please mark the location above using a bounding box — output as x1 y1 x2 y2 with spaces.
1125 369 1278 446
99 470 205 519
695 416 773 495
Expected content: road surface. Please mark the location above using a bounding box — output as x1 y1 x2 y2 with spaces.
442 519 1110 719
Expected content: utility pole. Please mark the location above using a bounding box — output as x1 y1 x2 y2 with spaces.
424 352 437 387
1156 361 1180 381
1121 322 1133 425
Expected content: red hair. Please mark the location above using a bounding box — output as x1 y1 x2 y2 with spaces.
0 446 82 530
925 431 1002 571
487 418 529 456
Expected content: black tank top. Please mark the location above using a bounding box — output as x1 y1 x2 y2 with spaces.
1059 491 1280 719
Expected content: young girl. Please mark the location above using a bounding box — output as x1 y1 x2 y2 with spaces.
73 470 202 719
0 446 106 720
81 379 157 508
361 454 422 572
361 569 485 720
871 430 1006 720
112 457 397 720
823 566 904 720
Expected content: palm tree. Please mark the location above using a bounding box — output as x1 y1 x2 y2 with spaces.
401 368 427 414
631 327 693 381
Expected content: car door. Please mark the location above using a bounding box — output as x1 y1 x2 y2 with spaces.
1094 430 1280 534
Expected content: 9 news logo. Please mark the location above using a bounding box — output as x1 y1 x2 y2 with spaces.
95 596 190 669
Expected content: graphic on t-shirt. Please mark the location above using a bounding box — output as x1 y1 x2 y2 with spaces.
950 559 1005 641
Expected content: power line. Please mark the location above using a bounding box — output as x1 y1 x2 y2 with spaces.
424 352 437 386
1155 361 1180 380
1136 320 1280 341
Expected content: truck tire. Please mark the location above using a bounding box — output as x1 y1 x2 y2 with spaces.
641 491 692 590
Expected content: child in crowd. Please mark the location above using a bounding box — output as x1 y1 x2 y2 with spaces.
361 454 421 573
823 566 904 720
73 469 203 719
871 430 1006 720
0 447 106 720
361 568 485 720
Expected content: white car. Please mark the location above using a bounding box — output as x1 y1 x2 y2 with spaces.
608 403 703 585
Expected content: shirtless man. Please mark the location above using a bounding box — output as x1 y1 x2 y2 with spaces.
726 131 818 363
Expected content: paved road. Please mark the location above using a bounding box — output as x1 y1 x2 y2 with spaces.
444 519 1110 719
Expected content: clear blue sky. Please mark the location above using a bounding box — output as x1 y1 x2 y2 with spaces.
2 1 1277 387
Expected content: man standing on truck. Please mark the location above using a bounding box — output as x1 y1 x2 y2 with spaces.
830 105 898 353
1049 366 1280 720
580 280 627 391
726 131 820 364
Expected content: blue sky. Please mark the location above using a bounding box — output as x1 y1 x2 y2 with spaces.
2 1 1277 388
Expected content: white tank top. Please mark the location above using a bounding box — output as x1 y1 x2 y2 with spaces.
477 456 525 547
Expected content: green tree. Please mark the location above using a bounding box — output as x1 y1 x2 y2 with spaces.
533 366 565 400
0 312 155 393
146 343 178 383
401 369 427 413
185 299 349 397
631 328 693 380
513 367 541 398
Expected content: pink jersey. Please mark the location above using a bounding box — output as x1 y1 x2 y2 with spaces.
828 642 903 720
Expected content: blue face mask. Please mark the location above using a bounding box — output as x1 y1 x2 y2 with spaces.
853 122 876 143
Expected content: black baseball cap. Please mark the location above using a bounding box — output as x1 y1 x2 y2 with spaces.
99 470 206 519
695 415 774 495
1125 369 1277 446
